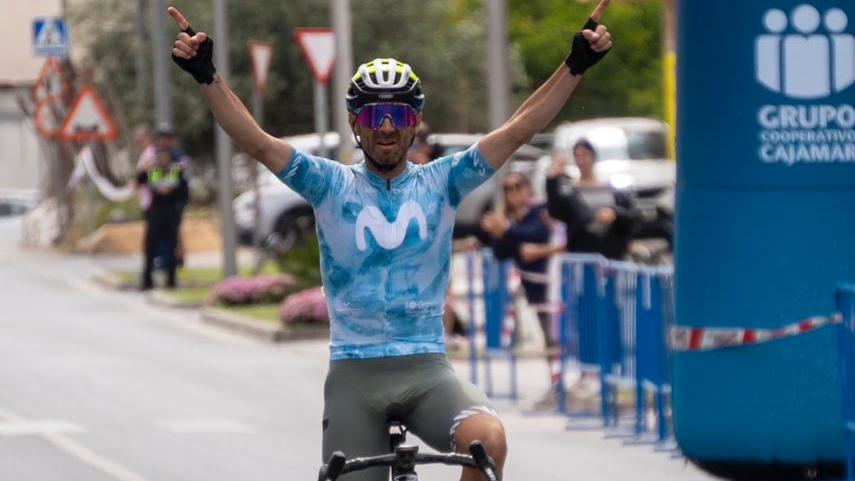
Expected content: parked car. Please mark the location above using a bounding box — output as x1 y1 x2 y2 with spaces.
0 190 37 218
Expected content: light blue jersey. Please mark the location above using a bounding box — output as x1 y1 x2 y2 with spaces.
276 145 494 360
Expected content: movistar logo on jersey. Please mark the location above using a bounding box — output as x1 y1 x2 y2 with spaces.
355 200 428 251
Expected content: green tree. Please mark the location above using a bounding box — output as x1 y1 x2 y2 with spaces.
67 0 662 161
507 0 664 125
67 0 518 161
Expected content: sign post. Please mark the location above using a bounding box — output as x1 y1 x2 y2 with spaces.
32 17 70 58
248 40 274 250
295 28 335 159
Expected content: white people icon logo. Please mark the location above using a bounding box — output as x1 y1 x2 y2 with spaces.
756 5 855 99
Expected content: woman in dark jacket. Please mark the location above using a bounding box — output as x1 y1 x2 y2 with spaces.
546 139 641 260
481 172 564 407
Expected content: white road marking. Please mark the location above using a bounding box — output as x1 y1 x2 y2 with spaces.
157 418 256 434
44 433 154 481
66 278 257 346
0 404 154 481
0 420 85 436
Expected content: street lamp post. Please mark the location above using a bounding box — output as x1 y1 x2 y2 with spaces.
152 0 172 128
331 0 354 163
486 0 511 213
214 0 238 277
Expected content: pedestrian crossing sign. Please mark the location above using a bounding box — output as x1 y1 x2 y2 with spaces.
33 18 70 58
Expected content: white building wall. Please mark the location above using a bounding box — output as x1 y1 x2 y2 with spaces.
0 89 42 193
0 0 64 195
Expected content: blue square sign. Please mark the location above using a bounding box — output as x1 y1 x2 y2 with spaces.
33 18 69 58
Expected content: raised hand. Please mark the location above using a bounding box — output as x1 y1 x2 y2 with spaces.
565 0 613 76
167 6 216 84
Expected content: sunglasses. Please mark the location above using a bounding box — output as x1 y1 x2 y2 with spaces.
355 103 419 130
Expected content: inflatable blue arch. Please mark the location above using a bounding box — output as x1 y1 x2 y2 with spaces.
674 0 855 475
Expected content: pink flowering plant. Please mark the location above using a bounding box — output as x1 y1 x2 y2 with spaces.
212 274 297 305
279 286 329 325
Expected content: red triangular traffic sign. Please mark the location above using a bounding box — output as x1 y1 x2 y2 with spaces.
33 97 65 139
59 85 119 141
294 28 335 84
248 40 274 94
32 58 69 104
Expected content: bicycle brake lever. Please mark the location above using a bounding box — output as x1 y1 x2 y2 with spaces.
468 441 499 481
320 451 347 481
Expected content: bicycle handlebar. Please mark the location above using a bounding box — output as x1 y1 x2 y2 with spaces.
318 441 498 481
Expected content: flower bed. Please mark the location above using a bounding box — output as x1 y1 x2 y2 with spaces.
279 286 328 325
213 274 297 305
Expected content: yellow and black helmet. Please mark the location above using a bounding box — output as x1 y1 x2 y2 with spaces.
346 58 425 113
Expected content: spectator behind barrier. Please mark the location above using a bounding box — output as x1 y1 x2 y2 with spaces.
481 172 565 409
546 139 641 260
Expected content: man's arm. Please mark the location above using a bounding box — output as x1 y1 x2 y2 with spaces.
479 0 613 170
168 7 292 174
198 75 292 173
520 243 565 264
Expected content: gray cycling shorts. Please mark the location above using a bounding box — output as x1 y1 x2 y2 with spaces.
321 353 497 481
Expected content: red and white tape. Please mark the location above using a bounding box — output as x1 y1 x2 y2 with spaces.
669 314 843 352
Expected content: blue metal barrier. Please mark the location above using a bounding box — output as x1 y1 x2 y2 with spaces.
837 284 855 480
597 264 623 427
480 249 518 402
553 254 674 438
466 251 479 387
465 250 675 442
630 270 673 444
557 255 608 422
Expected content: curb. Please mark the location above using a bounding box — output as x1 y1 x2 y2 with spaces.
199 307 328 343
91 271 135 291
146 291 205 309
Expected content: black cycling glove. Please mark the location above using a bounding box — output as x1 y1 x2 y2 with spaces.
564 18 609 76
171 26 217 84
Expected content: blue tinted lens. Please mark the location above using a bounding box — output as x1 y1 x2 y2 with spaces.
356 103 417 129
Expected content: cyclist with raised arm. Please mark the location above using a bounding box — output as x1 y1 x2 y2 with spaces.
167 3 613 479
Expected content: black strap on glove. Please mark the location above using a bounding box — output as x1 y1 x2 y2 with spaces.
171 26 217 84
564 18 609 76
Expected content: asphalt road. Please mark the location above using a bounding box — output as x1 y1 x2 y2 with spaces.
0 216 717 481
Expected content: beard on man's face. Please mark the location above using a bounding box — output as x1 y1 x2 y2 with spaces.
361 127 414 168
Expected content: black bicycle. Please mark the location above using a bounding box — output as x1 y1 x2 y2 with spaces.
317 421 499 481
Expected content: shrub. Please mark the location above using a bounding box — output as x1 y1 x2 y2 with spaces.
213 274 297 305
279 287 328 325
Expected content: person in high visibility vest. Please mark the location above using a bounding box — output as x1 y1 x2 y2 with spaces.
135 144 189 290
